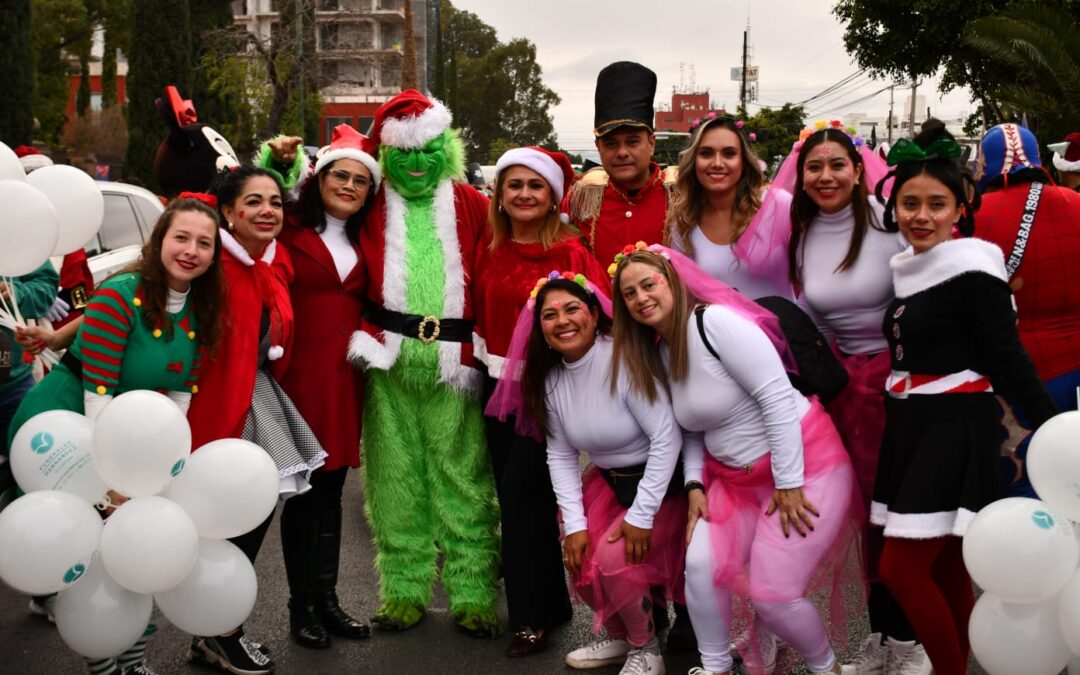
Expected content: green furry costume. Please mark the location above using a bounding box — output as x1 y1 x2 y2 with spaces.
347 93 500 635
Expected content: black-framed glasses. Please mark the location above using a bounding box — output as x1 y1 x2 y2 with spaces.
327 169 371 189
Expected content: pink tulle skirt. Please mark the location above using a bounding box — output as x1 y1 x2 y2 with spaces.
702 402 864 647
571 467 688 632
825 349 890 509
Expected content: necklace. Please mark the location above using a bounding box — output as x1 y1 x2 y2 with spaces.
510 236 539 244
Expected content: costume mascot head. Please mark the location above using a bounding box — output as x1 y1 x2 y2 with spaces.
153 86 240 197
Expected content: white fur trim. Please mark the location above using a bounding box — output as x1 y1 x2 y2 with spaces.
433 181 464 319
438 341 482 399
288 154 314 202
495 148 566 202
890 238 1007 298
871 500 977 538
382 188 409 311
472 332 506 379
268 345 284 361
1053 153 1080 174
220 229 277 266
313 149 382 193
347 328 402 370
380 99 452 150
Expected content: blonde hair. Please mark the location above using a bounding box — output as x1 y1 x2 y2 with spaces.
487 168 579 250
610 250 694 402
667 117 765 255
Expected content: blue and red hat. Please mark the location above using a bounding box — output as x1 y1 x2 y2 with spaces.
976 123 1043 192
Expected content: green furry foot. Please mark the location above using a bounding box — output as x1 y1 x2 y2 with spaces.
371 601 425 631
452 607 503 639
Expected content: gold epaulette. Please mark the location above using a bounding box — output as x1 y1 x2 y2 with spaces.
662 165 679 225
569 168 609 225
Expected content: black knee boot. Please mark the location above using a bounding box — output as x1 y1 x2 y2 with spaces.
281 506 331 649
314 506 370 639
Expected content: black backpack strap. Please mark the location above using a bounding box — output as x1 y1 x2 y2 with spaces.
694 305 721 362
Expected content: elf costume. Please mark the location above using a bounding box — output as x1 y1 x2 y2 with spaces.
349 90 501 636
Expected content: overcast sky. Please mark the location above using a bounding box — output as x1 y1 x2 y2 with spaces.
449 0 974 154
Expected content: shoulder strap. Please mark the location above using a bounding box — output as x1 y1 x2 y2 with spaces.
694 306 721 362
1004 181 1044 280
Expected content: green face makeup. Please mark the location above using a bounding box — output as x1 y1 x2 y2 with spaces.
382 133 450 198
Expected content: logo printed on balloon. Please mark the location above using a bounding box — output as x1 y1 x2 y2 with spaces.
1032 510 1055 530
170 458 185 477
30 432 54 454
63 563 86 584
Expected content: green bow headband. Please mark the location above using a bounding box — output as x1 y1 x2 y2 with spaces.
886 138 964 166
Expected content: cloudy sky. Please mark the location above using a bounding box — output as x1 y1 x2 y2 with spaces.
449 0 974 154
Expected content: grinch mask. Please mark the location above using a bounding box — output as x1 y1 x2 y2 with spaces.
381 130 464 199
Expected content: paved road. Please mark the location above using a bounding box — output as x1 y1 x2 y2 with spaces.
1 477 991 674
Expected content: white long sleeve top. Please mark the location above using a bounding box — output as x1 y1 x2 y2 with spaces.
666 304 809 489
545 336 683 535
676 228 796 302
319 214 359 282
797 201 907 355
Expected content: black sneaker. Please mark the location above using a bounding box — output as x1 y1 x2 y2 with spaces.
189 633 274 675
121 663 162 675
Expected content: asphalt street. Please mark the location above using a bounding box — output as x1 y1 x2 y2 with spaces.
0 476 991 674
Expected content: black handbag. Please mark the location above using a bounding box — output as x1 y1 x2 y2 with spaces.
598 462 685 509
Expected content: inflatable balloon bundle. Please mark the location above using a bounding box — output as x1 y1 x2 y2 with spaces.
0 390 279 660
0 141 105 367
964 411 1080 675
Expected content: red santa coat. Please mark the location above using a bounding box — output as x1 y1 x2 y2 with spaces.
349 180 489 397
976 182 1080 381
188 232 295 449
55 250 95 329
277 217 365 471
472 233 610 379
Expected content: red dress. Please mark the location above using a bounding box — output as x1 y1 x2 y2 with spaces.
277 218 366 471
472 233 610 378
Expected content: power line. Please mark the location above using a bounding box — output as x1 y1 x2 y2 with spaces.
807 84 894 118
796 70 865 106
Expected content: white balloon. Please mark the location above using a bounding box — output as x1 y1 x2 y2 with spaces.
0 179 60 276
1058 569 1080 655
54 558 152 659
970 593 1072 675
91 390 191 498
154 538 257 637
99 496 198 594
165 439 279 539
963 497 1079 602
1029 411 1080 521
0 490 101 595
10 410 108 506
0 143 27 182
25 164 105 255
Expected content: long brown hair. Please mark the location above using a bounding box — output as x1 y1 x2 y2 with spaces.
668 117 765 255
610 250 693 402
521 279 613 434
487 167 579 250
787 128 883 286
125 198 224 350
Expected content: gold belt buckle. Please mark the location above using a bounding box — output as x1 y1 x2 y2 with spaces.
418 316 441 344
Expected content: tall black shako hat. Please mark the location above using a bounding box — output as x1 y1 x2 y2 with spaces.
593 61 657 138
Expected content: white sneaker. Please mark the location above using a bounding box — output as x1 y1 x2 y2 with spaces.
841 633 886 674
28 597 55 623
619 646 665 675
688 668 728 675
565 638 632 669
884 637 932 675
737 630 777 675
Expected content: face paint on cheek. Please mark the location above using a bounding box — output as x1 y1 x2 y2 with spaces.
238 210 246 219
651 273 666 285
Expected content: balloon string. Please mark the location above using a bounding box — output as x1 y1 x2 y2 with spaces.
5 277 24 326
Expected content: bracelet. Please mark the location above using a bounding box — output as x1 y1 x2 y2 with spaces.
684 480 705 493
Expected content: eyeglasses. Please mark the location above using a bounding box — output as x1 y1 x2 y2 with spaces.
327 169 371 189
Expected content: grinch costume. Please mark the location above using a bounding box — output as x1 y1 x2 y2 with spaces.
349 90 500 635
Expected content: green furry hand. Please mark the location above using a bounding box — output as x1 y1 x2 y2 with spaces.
371 601 425 631
452 606 503 639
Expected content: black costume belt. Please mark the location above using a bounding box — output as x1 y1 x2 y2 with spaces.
364 304 473 345
60 350 83 378
597 462 685 510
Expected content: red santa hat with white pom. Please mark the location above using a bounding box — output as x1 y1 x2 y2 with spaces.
314 124 381 191
1050 132 1080 174
371 89 452 150
494 146 575 203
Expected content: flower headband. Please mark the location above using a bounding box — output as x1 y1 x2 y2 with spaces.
177 191 219 208
688 112 758 142
798 119 864 148
607 241 671 278
885 137 963 166
529 270 591 303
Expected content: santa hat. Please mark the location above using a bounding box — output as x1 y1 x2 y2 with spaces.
494 147 575 203
313 124 381 192
13 145 53 173
976 123 1043 192
372 89 452 150
1050 132 1080 173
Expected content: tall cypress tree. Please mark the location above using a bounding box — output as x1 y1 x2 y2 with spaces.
189 0 237 130
125 0 192 187
0 0 34 145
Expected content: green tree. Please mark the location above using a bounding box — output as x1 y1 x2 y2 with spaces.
99 0 131 108
189 0 236 128
31 0 92 143
125 0 192 186
746 103 806 169
0 0 34 145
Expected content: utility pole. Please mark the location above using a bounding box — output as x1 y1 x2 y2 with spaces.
886 85 894 144
909 77 918 138
740 28 748 113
